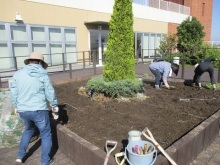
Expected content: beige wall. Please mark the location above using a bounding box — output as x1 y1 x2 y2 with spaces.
134 19 167 34
1 0 168 51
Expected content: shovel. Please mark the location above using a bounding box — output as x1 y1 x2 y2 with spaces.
103 140 118 165
142 127 177 165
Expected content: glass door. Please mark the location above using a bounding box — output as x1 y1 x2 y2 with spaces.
89 29 109 66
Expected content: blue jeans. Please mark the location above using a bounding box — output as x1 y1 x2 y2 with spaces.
18 111 52 165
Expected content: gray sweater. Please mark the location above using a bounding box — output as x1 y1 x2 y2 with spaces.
149 61 171 87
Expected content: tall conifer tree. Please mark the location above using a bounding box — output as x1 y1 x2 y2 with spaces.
103 0 135 82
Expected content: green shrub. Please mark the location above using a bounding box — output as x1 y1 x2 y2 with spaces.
184 43 220 67
201 43 220 68
85 77 143 98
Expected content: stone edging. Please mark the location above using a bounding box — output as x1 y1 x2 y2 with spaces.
54 110 220 165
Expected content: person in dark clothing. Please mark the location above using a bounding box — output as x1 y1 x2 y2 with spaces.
192 57 217 90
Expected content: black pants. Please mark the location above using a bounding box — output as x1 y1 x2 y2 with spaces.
193 62 216 84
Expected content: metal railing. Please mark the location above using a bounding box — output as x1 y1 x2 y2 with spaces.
135 47 220 82
1 48 220 88
0 50 99 87
133 0 190 15
205 41 220 48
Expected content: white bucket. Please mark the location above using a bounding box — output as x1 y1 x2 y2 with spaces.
173 57 180 65
128 130 142 143
126 140 157 165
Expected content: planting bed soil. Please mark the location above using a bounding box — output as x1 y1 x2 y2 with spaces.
53 78 220 155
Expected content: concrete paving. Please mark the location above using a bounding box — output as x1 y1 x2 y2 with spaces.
190 136 220 165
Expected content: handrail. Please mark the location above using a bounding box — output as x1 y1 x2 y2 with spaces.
1 48 220 88
133 0 190 15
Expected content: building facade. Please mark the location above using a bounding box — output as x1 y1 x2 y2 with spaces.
0 0 212 71
165 0 213 41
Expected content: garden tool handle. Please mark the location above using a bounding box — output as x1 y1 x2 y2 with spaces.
105 140 117 153
142 127 155 142
52 112 59 120
104 140 118 165
115 152 125 165
142 128 177 165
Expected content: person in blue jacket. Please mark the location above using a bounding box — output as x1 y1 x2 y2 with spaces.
10 52 58 165
149 61 179 89
193 57 217 90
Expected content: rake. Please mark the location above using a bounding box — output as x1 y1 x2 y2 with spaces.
142 127 177 165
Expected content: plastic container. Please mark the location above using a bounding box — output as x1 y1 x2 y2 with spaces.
126 140 157 165
128 130 142 143
173 57 180 65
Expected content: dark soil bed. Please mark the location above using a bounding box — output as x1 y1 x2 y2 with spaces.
53 78 220 154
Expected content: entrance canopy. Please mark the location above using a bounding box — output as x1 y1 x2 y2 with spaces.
84 21 109 30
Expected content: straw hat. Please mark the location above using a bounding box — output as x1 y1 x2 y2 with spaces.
24 52 48 69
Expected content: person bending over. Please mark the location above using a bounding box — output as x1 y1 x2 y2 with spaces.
193 57 217 90
149 61 179 89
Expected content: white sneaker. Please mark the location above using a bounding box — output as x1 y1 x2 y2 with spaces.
15 158 22 163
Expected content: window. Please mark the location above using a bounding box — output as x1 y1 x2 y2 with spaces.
65 29 77 63
31 27 46 41
0 24 11 70
11 26 27 41
49 28 62 41
0 22 77 71
149 34 156 56
65 29 76 42
137 32 164 58
50 44 63 65
65 44 77 63
12 43 29 68
155 34 161 49
0 25 7 41
143 33 149 57
0 44 11 69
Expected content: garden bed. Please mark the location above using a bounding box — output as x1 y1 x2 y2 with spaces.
52 77 220 164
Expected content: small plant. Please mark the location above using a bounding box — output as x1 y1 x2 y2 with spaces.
85 77 143 98
205 83 220 89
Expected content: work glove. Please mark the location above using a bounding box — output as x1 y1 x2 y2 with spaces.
51 106 59 120
14 109 18 116
163 86 175 90
169 86 176 89
52 106 59 112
